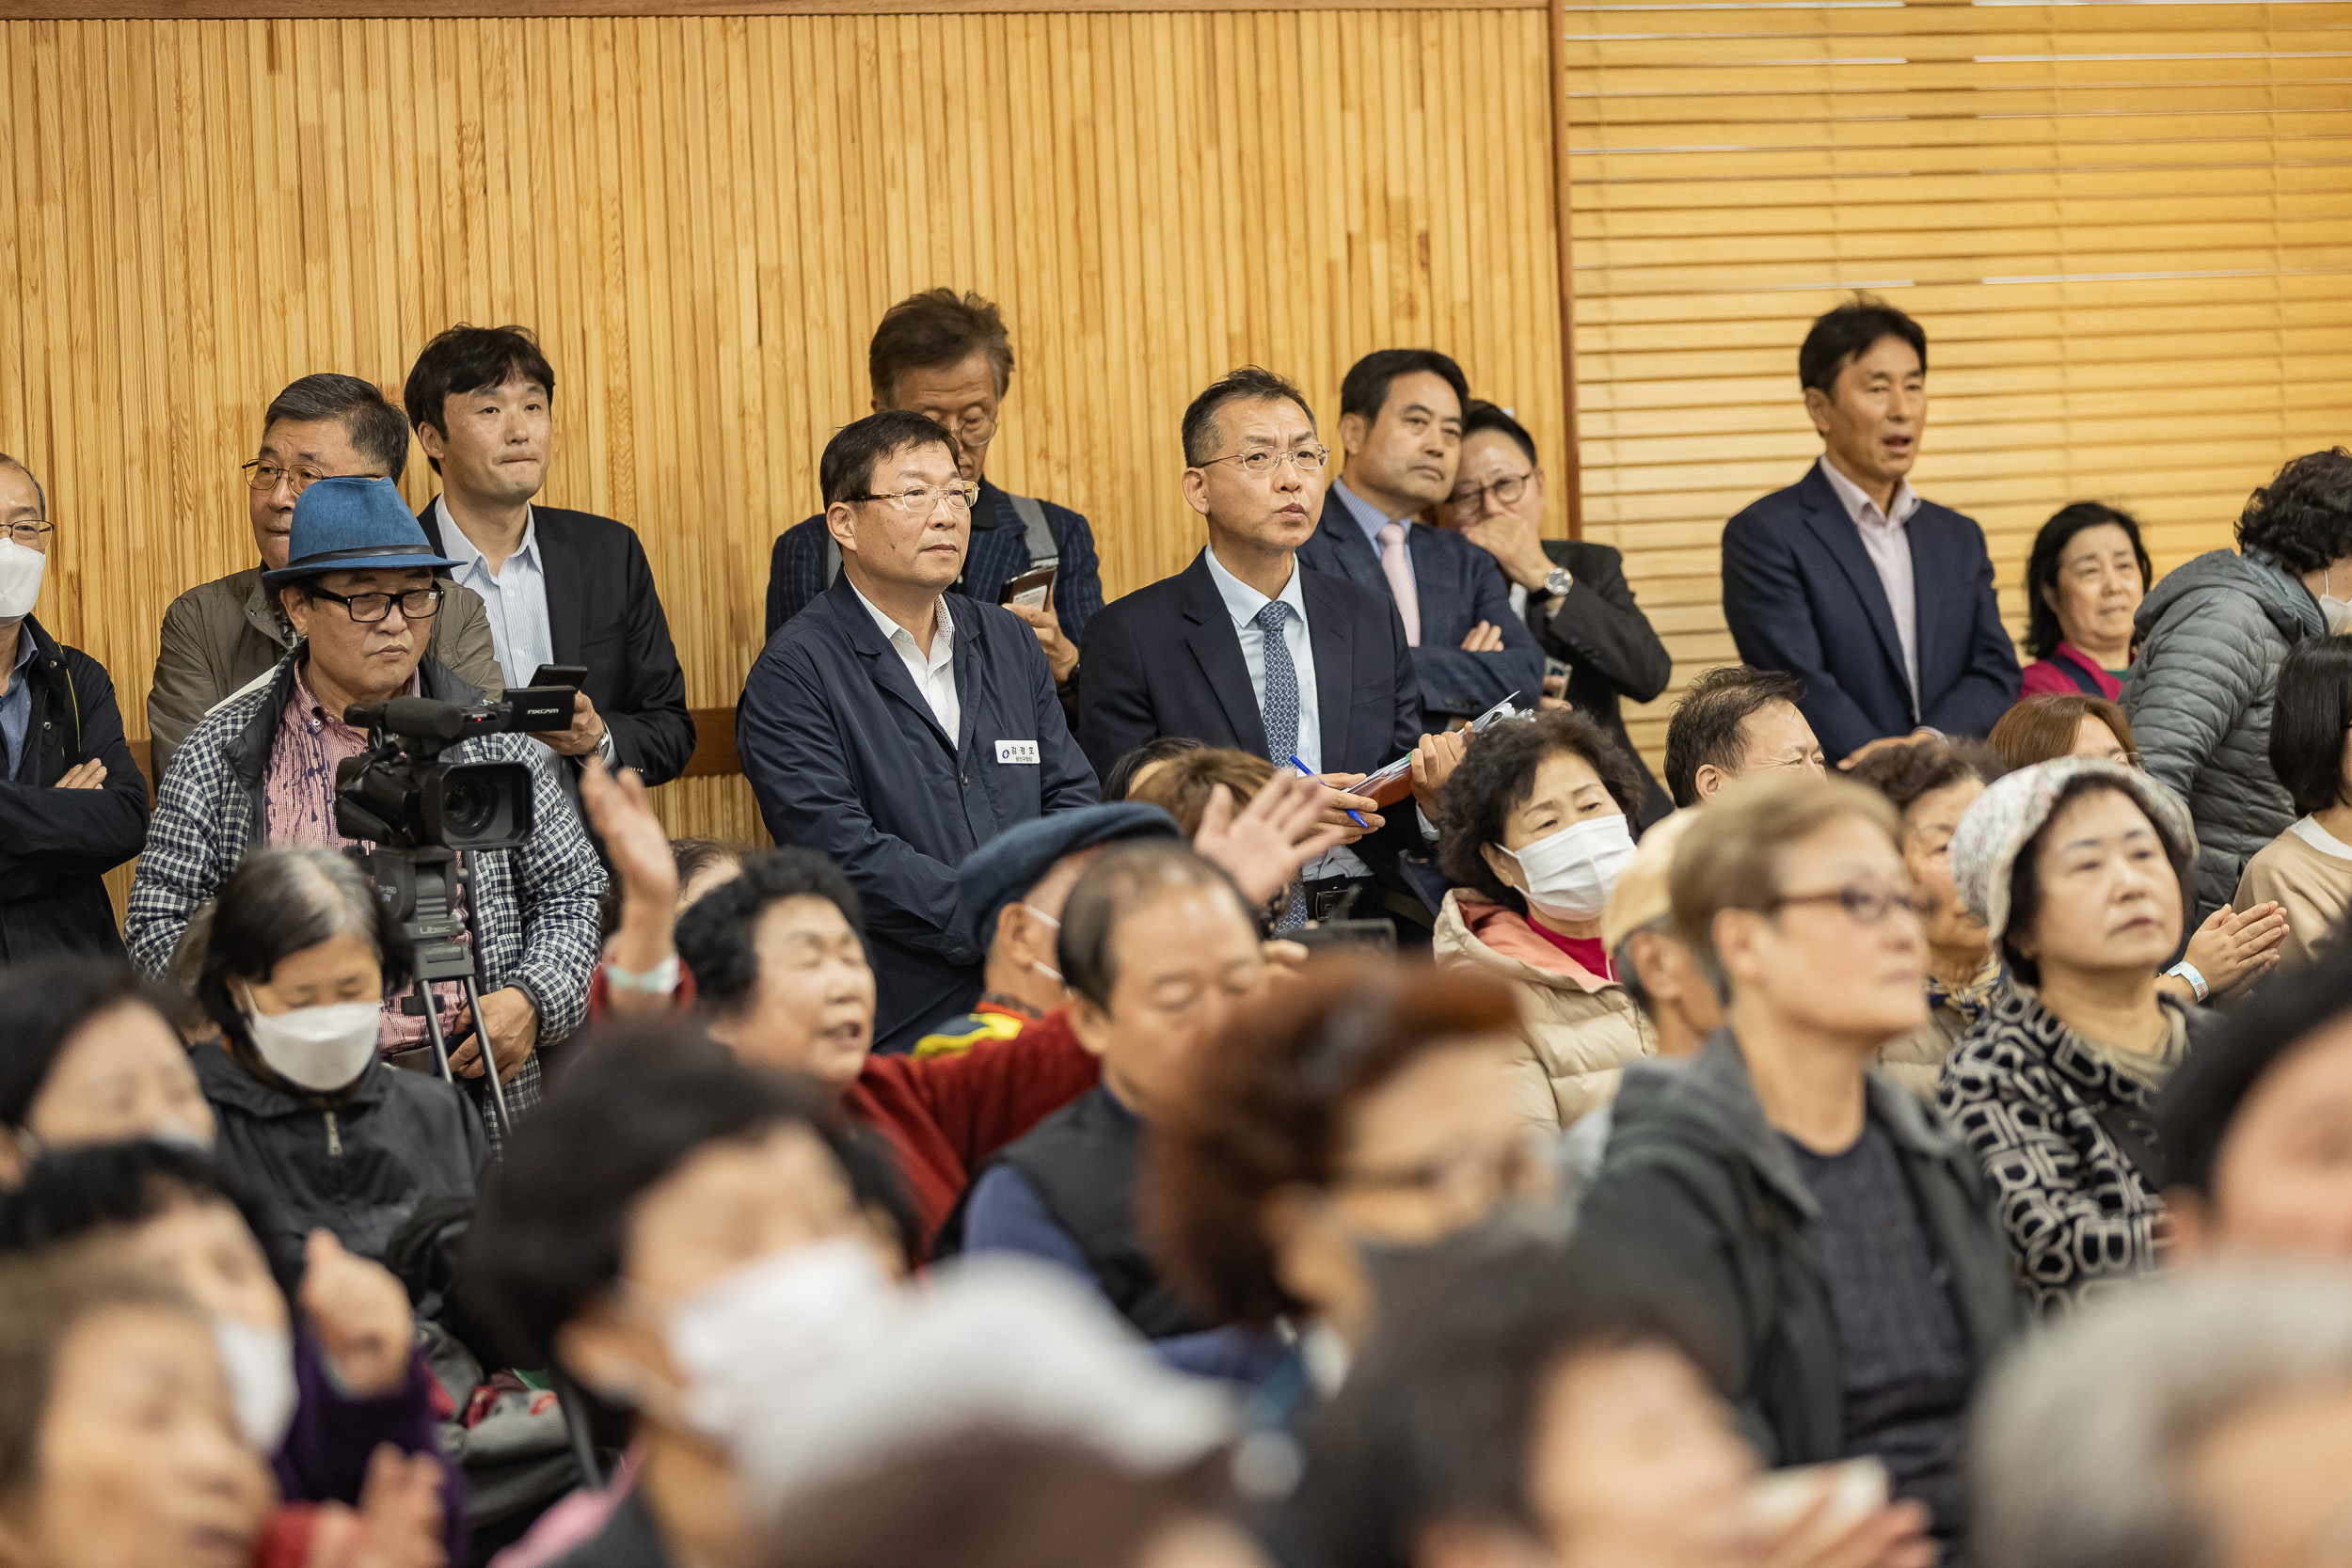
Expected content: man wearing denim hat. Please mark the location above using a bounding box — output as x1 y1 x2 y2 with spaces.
126 476 606 1138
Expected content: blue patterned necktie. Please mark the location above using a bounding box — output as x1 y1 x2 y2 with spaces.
1256 600 1310 930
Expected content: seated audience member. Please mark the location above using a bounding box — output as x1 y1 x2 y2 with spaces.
1126 746 1277 838
1987 689 2139 769
914 804 1184 1057
954 843 1282 1381
1576 776 2023 1549
459 1034 897 1568
1103 736 1205 802
1939 758 2215 1310
583 768 1102 1254
406 325 696 786
126 478 605 1127
1433 709 1655 1129
2129 447 2352 920
2161 958 2352 1264
0 1250 276 1568
2235 635 2352 968
1124 751 1353 922
1438 401 1675 822
669 836 747 914
0 958 213 1182
764 289 1105 685
1661 665 1827 809
1146 958 1546 1436
0 1141 460 1550
1076 367 1431 933
2019 501 2151 701
1843 736 2007 1097
0 457 149 963
1298 351 1544 726
1991 698 2288 998
771 1433 1272 1568
1300 1242 1931 1568
1972 1268 2352 1568
149 372 501 782
186 848 485 1262
739 411 1098 1052
1721 296 2019 764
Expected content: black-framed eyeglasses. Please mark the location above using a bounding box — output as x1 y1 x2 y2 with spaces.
2 520 53 547
1770 884 1918 925
1198 446 1330 477
1447 471 1532 510
304 583 445 623
845 481 981 515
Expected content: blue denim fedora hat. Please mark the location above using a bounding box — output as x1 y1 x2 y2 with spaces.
260 476 463 588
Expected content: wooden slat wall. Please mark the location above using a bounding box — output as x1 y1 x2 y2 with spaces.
1562 0 2352 766
0 9 1565 898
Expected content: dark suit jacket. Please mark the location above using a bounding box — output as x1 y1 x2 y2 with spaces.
1520 539 1675 826
739 578 1100 1053
1076 550 1424 784
1299 490 1545 721
1721 464 2019 762
419 503 696 785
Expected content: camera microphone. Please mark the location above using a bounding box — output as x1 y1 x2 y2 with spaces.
344 697 475 741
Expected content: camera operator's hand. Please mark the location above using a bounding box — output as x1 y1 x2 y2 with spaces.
447 988 538 1083
532 690 609 758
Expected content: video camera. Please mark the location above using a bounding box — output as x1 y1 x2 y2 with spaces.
333 689 571 851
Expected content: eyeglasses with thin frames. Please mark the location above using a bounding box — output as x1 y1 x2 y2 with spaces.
846 481 982 515
2 520 53 548
1769 884 1918 925
245 460 388 496
304 584 446 624
1197 446 1330 478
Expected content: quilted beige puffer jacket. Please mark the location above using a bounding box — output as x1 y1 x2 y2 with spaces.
1434 889 1655 1129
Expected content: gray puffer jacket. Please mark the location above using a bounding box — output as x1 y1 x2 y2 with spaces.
2123 548 2323 917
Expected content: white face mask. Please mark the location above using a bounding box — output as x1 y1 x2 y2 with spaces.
242 993 381 1093
2322 569 2352 636
657 1238 898 1448
1019 903 1063 984
212 1316 297 1453
1503 814 1638 924
0 538 44 621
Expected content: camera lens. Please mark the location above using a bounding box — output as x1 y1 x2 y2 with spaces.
442 773 495 838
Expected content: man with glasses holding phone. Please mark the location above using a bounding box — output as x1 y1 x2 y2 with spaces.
738 410 1098 1055
128 476 606 1135
0 453 150 960
150 373 503 783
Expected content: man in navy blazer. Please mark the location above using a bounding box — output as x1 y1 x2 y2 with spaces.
1078 367 1430 927
1721 297 2019 763
1298 350 1545 723
739 411 1098 1053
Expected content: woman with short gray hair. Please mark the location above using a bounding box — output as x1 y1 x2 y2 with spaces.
189 847 485 1263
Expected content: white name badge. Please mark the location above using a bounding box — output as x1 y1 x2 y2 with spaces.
995 739 1041 766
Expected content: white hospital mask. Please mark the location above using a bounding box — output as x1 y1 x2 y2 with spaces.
212 1316 297 1453
1502 815 1637 924
241 993 381 1093
0 538 44 621
1020 904 1063 984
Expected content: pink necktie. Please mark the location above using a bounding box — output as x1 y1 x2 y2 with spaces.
1379 521 1422 647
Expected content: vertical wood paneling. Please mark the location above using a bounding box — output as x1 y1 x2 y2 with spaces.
0 9 1564 878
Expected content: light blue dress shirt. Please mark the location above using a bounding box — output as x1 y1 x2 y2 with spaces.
438 497 555 690
1328 477 1418 594
0 627 38 780
1200 544 1367 879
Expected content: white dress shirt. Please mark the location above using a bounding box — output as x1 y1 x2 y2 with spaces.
1200 544 1367 879
1817 454 1924 712
438 497 554 690
850 582 960 743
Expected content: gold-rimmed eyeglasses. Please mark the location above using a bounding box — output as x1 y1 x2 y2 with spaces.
847 481 982 515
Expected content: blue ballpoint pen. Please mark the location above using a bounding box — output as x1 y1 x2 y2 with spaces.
1288 752 1370 829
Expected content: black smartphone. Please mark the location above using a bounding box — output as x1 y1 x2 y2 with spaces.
529 663 589 691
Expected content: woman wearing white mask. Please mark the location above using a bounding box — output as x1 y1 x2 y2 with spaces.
0 958 215 1184
188 847 485 1265
1434 709 1655 1128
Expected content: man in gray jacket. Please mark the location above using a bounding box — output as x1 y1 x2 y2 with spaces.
148 373 501 782
2126 449 2352 919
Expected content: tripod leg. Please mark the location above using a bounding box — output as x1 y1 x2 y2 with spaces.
462 975 518 1146
417 985 459 1087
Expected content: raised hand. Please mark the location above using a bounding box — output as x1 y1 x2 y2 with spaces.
300 1230 414 1399
1191 771 1348 904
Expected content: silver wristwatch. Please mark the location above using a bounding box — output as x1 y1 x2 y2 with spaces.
1541 565 1574 598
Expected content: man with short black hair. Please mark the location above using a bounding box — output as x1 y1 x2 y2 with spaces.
406 324 695 786
1300 349 1543 722
1722 296 2018 763
150 372 503 782
739 410 1098 1054
765 290 1105 695
1661 664 1826 808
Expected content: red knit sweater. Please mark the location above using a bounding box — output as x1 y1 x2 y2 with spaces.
585 968 1099 1254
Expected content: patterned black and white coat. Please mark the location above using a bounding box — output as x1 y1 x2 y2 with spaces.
1936 982 2216 1314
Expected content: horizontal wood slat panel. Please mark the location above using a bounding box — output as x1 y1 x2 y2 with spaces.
40 0 1544 16
1564 0 2352 777
1 10 1565 874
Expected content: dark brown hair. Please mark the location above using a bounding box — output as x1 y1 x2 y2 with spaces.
1843 734 2009 824
1988 693 2136 770
868 289 1014 405
1143 957 1518 1326
1125 747 1277 837
1663 665 1807 809
1438 709 1648 916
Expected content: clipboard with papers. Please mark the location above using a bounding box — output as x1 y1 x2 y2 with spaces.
1356 693 1530 808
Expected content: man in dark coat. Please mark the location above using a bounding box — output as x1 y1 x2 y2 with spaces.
0 455 149 961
